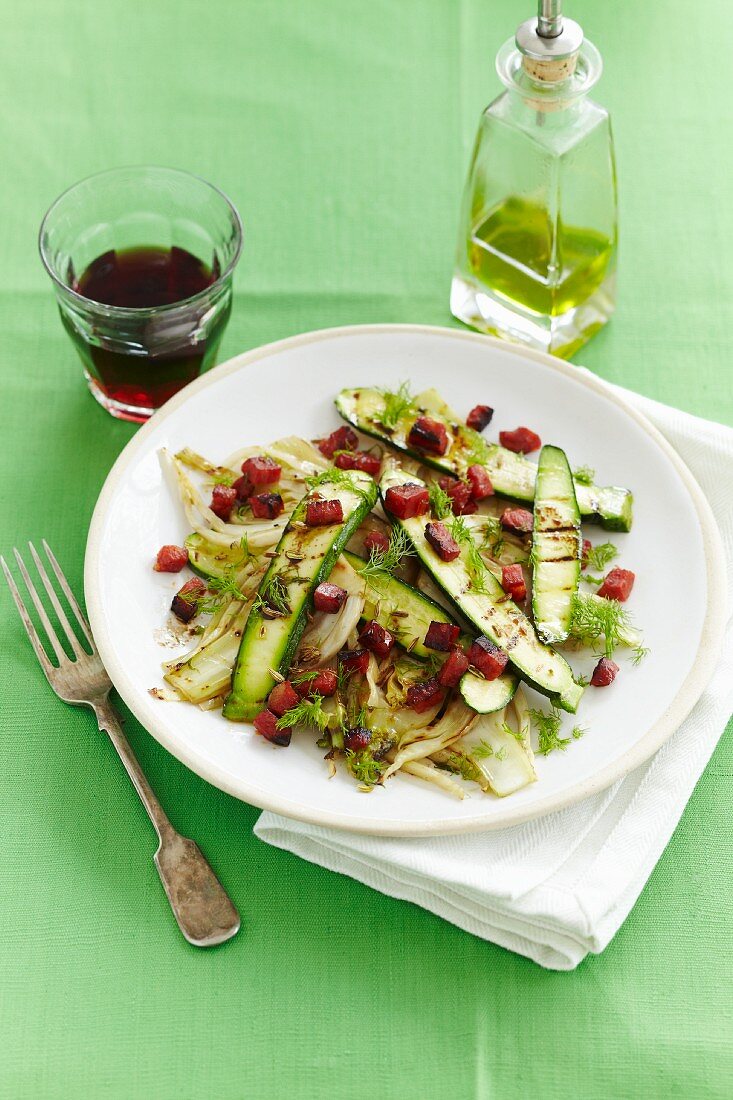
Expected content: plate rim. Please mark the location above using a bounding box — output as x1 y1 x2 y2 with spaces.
84 323 727 835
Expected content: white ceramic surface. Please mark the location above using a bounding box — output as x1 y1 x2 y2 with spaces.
85 325 726 835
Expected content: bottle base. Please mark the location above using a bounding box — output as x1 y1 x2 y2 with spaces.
450 273 616 359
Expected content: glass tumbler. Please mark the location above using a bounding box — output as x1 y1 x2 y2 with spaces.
39 166 243 421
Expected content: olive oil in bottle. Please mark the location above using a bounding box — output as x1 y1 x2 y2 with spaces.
451 1 617 358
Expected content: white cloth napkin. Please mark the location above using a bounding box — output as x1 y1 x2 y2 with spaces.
255 379 733 970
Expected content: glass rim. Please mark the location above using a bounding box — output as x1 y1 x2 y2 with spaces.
38 165 244 317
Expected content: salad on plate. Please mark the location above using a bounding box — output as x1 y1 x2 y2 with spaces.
150 384 645 800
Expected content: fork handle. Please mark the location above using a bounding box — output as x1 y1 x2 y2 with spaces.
92 697 240 947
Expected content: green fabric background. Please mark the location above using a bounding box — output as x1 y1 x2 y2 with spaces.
1 2 731 1097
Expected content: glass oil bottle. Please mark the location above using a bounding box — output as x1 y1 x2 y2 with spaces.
451 1 617 358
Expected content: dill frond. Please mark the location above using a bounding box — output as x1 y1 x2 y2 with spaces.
462 427 492 466
359 525 415 582
480 515 505 559
277 694 331 732
584 541 618 573
252 574 291 617
529 705 572 756
345 750 385 787
375 381 414 429
632 645 650 666
450 515 490 594
428 481 453 521
569 592 634 659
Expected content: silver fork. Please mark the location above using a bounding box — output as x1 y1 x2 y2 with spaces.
2 540 240 947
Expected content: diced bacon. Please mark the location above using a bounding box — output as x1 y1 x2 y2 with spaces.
466 404 494 432
581 538 593 570
500 507 534 535
407 416 449 456
334 450 381 476
467 464 494 501
305 498 343 526
384 483 429 519
499 426 542 454
597 568 636 602
154 544 188 573
313 582 348 613
590 657 619 687
406 677 445 713
359 620 395 659
344 726 372 752
338 648 370 676
308 669 338 697
210 484 237 521
253 709 291 745
171 577 206 623
317 426 359 459
242 455 281 485
233 474 254 501
267 680 300 718
501 563 527 602
363 529 390 557
424 621 461 652
424 521 461 562
438 648 470 687
250 492 284 519
438 477 475 515
467 636 508 680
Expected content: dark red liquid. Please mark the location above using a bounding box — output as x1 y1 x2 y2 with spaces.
67 246 227 420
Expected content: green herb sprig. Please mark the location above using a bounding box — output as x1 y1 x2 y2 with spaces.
375 381 414 429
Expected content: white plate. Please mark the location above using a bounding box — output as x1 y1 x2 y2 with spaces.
85 325 725 835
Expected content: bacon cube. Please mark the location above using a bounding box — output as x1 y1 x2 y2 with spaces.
590 657 619 687
250 492 284 519
313 582 348 614
317 426 359 459
499 427 542 454
171 577 206 623
308 669 338 697
467 636 508 680
423 621 461 652
407 416 449 456
501 563 527 602
253 709 291 746
581 538 593 571
597 568 635 603
210 484 237 521
233 474 254 501
242 455 281 485
267 680 300 718
344 726 372 752
334 450 381 476
154 544 188 573
306 498 344 526
466 405 494 432
500 507 534 535
424 521 461 562
384 483 429 519
467 464 494 501
338 648 370 676
359 620 395 659
438 648 470 688
406 677 445 713
363 529 390 557
438 477 475 515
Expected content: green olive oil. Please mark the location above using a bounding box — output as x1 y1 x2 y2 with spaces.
468 197 614 318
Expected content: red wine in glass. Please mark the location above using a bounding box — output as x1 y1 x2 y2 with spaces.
66 245 228 420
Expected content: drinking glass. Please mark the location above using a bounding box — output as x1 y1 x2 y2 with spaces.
39 167 243 421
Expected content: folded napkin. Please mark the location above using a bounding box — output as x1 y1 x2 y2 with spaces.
255 379 733 969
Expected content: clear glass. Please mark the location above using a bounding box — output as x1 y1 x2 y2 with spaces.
39 167 243 421
450 39 617 358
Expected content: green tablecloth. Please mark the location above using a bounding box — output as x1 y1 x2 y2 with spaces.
1 2 731 1096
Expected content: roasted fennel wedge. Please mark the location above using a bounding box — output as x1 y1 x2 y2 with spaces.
336 385 633 532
